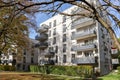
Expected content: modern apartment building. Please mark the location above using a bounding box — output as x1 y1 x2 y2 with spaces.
16 39 39 71
0 45 17 66
36 4 113 75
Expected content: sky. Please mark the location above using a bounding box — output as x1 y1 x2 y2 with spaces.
29 3 72 39
29 0 120 39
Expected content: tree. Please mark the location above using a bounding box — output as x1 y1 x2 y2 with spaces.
0 0 120 50
0 0 31 54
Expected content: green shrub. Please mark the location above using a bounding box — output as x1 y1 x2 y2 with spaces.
0 65 16 71
30 65 93 78
117 66 120 73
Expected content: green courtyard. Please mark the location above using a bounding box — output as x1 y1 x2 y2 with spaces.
0 70 120 80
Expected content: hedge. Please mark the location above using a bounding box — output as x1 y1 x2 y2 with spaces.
30 65 93 78
0 65 16 71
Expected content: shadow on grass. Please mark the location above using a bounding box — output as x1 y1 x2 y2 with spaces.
82 78 103 80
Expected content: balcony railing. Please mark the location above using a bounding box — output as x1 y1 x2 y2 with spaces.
39 42 48 49
72 30 96 40
71 18 94 29
72 56 95 64
35 34 48 41
38 26 49 33
44 49 55 58
72 43 97 51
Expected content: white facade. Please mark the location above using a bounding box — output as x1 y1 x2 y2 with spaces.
37 5 113 75
16 39 39 71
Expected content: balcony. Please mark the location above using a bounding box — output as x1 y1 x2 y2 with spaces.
71 18 94 29
72 30 96 40
38 24 49 33
111 49 119 58
35 34 48 41
112 59 119 64
39 42 48 49
72 56 96 65
72 43 97 51
44 50 55 58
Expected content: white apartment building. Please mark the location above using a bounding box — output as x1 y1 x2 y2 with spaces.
16 39 39 71
0 46 17 66
36 4 113 75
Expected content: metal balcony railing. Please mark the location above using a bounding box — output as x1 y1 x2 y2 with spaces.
71 18 93 29
72 43 97 51
72 30 96 40
72 56 95 64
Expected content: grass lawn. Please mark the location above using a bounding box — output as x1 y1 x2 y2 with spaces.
0 72 81 80
100 70 120 80
0 70 120 80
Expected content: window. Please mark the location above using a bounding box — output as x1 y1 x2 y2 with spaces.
56 55 58 63
23 57 26 63
63 34 66 42
23 65 25 70
53 37 56 44
71 54 75 59
49 22 51 28
78 52 82 55
23 49 26 55
71 32 75 40
53 28 56 35
31 51 34 56
53 20 56 27
31 57 34 63
48 30 51 37
55 46 58 53
63 55 66 63
63 24 66 32
63 15 66 23
63 44 66 52
49 47 54 52
102 34 105 39
84 52 89 57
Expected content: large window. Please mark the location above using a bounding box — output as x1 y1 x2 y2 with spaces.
63 44 66 52
53 37 56 44
23 57 26 63
63 24 66 33
63 55 66 63
63 15 66 23
49 22 51 28
31 57 34 63
53 20 56 27
55 46 58 53
63 34 66 42
48 30 51 37
53 28 56 35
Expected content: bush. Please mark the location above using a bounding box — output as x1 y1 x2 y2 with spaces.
117 66 120 73
0 65 16 71
30 65 93 78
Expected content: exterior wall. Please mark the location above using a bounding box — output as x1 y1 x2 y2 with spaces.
38 5 113 75
37 6 77 65
16 39 39 71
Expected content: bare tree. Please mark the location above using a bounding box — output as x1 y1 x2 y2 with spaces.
0 0 120 50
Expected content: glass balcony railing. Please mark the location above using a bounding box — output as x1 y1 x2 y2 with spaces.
72 43 97 51
72 56 95 64
39 42 48 49
72 30 96 40
35 34 48 41
71 18 93 29
38 25 49 33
